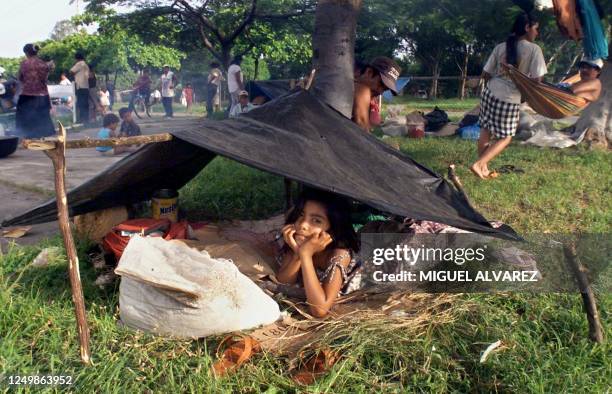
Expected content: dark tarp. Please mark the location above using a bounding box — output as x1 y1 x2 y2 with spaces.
3 90 520 240
245 80 292 102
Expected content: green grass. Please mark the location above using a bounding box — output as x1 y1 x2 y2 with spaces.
390 97 479 112
1 241 610 392
1 107 611 392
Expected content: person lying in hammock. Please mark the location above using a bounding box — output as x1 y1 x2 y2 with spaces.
568 58 603 103
276 189 360 318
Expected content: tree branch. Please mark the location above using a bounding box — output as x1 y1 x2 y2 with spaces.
175 0 225 42
197 24 223 61
227 0 258 44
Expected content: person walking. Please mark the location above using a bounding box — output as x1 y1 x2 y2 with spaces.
206 62 223 118
470 13 547 179
160 65 177 118
226 55 244 113
70 52 90 123
15 44 55 138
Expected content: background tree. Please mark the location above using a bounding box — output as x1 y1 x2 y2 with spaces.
572 1 611 146
84 0 316 70
50 19 83 41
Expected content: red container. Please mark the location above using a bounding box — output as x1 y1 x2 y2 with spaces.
407 123 425 138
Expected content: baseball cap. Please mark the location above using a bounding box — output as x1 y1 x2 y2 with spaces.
238 90 249 97
162 64 170 68
369 57 402 95
578 57 604 70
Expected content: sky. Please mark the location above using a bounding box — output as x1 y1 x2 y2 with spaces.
0 0 91 58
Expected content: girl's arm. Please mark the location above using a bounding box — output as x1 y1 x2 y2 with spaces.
299 234 350 317
276 224 301 284
276 251 301 284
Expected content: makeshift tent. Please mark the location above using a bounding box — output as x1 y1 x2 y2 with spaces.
245 80 293 102
3 89 520 240
506 65 589 119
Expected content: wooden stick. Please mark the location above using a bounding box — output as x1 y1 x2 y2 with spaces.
448 164 472 205
305 69 317 90
23 133 173 151
563 242 605 343
45 122 92 364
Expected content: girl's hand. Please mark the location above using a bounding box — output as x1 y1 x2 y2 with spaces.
299 231 332 258
281 224 299 253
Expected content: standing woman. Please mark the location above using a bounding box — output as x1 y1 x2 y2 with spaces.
470 13 547 179
206 62 222 118
15 44 55 138
87 64 102 122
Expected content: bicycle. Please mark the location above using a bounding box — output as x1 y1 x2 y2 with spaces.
129 90 153 119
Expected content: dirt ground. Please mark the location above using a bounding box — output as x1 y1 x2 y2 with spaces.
0 113 202 251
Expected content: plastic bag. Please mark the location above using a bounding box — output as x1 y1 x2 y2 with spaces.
115 235 281 338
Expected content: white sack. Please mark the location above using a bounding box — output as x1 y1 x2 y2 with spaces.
115 235 281 338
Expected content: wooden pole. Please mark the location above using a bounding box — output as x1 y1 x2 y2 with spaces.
304 69 317 91
23 133 173 151
563 242 605 343
448 164 473 206
45 122 91 364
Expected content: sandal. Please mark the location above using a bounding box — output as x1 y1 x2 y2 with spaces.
212 335 261 377
496 164 525 174
291 348 340 385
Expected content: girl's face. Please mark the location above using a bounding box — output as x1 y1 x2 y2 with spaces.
293 201 331 245
525 23 539 42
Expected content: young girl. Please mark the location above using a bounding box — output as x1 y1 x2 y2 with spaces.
276 189 360 318
471 13 547 179
99 86 110 114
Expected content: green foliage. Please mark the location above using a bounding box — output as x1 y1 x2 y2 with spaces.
0 57 23 78
238 19 313 78
83 0 315 74
356 1 405 61
240 56 271 81
37 28 184 83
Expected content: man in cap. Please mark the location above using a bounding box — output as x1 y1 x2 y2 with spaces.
229 90 255 117
570 57 603 103
352 56 401 131
159 64 177 118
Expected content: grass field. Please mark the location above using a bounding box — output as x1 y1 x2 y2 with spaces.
1 117 611 392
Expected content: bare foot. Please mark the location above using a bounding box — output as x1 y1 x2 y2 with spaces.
470 162 489 179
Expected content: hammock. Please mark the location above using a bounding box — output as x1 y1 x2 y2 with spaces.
505 65 588 119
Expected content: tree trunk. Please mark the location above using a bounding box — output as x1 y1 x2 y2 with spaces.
573 61 612 147
429 61 440 99
254 55 260 81
458 48 469 100
221 48 232 72
311 0 362 118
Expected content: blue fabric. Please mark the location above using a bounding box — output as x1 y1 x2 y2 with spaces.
383 77 411 101
458 124 481 140
96 128 112 152
577 0 608 60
